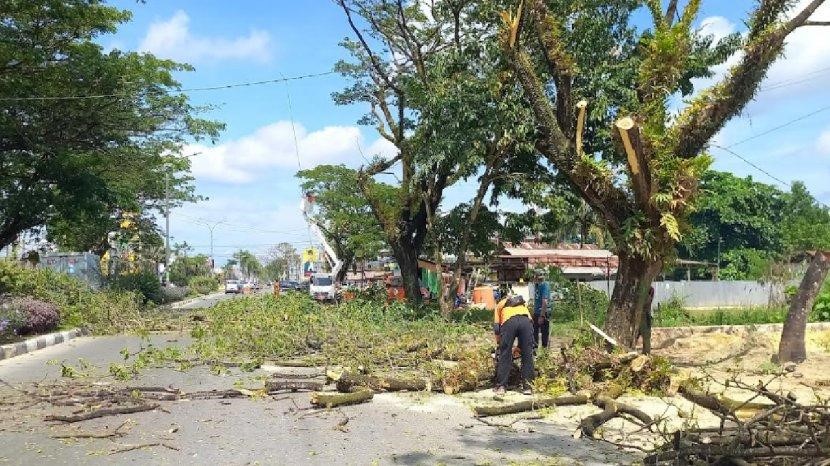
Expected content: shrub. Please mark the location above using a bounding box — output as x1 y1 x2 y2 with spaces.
10 297 59 335
0 300 25 343
812 280 830 322
160 285 189 303
188 275 219 295
110 271 163 304
0 260 143 334
543 268 610 325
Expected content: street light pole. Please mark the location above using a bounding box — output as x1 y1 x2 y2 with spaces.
206 220 224 270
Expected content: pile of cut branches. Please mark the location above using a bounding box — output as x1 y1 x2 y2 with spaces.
647 376 830 465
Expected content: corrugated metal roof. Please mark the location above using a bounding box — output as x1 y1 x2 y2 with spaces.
501 248 615 258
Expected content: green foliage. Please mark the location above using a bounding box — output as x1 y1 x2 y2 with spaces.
231 250 262 278
262 242 301 281
187 275 219 295
812 280 830 322
169 254 212 287
0 302 25 343
542 268 610 326
0 260 142 334
0 0 222 249
653 304 788 327
108 344 184 381
297 165 386 269
429 203 501 259
190 293 485 371
682 172 830 279
110 271 163 305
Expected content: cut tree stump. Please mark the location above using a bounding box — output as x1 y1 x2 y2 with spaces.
310 389 373 408
473 394 589 417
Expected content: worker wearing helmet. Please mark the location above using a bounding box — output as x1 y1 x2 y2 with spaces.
492 294 535 395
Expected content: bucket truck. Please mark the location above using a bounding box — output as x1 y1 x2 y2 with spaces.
301 192 343 301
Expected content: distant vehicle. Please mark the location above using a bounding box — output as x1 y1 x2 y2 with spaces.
310 273 335 301
224 280 241 294
279 280 301 291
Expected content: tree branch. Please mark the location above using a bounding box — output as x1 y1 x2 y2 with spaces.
336 0 401 93
665 0 679 25
529 0 575 136
669 0 827 160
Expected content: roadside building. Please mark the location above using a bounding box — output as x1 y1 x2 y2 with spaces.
492 241 619 282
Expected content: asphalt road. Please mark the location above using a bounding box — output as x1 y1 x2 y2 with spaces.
0 300 634 465
172 287 273 310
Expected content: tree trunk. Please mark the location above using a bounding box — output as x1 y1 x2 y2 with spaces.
778 251 830 364
335 253 353 283
392 242 422 305
603 252 662 348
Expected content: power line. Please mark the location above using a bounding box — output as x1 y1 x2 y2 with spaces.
758 66 830 93
725 104 830 149
0 71 337 102
710 144 791 187
711 144 830 210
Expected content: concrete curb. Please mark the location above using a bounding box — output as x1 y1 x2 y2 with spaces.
167 291 224 310
0 327 91 361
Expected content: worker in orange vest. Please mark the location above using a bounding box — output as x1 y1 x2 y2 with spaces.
492 294 535 396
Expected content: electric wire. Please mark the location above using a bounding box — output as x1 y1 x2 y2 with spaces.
0 71 336 102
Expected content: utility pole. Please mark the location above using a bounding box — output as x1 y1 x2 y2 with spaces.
164 173 170 286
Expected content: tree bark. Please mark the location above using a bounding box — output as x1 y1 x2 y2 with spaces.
392 241 422 305
603 252 662 348
778 251 830 364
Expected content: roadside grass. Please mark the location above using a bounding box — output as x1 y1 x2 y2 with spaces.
653 305 789 327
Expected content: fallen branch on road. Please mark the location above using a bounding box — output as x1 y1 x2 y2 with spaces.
265 380 324 393
310 389 374 408
46 403 159 423
51 419 133 439
473 394 589 417
580 396 654 438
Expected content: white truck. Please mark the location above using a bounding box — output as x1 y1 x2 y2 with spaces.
301 192 343 302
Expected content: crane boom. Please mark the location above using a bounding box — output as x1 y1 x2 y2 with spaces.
300 193 343 282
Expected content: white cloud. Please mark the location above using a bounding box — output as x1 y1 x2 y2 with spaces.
188 121 392 184
818 128 830 155
698 16 735 44
139 10 271 63
764 0 830 87
692 2 830 100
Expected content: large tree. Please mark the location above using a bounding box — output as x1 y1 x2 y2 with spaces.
262 242 301 281
0 0 220 250
333 0 532 304
297 165 386 282
501 0 826 347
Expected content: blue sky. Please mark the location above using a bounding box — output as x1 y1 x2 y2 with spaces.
104 1 830 264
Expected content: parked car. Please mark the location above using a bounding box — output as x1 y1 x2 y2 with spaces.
279 280 301 291
224 280 241 294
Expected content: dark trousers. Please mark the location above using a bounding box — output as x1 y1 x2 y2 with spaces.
496 316 535 388
533 316 550 348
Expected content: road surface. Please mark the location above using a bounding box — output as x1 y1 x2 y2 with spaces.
0 302 634 465
172 287 273 310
